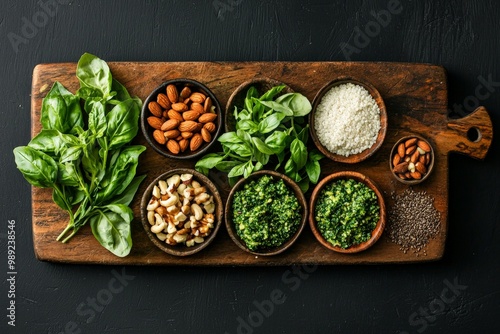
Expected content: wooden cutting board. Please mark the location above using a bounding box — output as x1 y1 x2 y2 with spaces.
30 62 493 265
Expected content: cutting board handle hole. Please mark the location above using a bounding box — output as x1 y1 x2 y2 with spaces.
467 127 482 142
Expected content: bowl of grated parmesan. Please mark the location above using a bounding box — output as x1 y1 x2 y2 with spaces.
309 77 387 163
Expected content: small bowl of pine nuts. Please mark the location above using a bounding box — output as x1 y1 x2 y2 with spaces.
140 79 222 159
140 168 223 256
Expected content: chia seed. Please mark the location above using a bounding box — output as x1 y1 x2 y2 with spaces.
386 188 441 255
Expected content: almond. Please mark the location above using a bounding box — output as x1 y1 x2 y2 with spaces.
419 154 426 164
393 161 409 174
415 162 427 174
162 110 169 118
392 153 401 167
417 140 431 152
203 97 213 113
179 139 189 152
172 102 188 112
167 109 184 121
405 145 417 155
164 129 181 139
166 84 179 103
198 113 217 124
404 172 412 179
190 133 203 151
183 97 191 105
166 139 180 155
410 171 422 180
398 173 407 180
181 132 194 139
148 101 163 117
160 119 180 131
190 92 206 103
410 150 420 163
147 116 163 130
179 121 198 132
191 102 204 114
183 110 200 121
157 93 171 109
203 122 216 133
153 130 166 145
176 135 183 141
425 152 431 165
180 86 191 99
404 138 417 148
397 142 405 158
201 128 211 142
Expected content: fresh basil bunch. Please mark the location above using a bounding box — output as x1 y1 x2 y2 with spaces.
13 53 145 257
196 85 323 192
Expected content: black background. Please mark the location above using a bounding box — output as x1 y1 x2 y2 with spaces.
1 1 499 333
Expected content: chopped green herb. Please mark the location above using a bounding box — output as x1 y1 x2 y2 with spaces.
232 175 301 251
315 179 379 249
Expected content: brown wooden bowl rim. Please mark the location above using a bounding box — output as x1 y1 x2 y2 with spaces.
225 170 308 256
308 171 386 253
224 77 294 132
140 78 223 160
140 168 224 256
309 77 388 164
389 134 435 185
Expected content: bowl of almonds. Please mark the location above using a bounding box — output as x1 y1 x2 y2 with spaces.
141 79 222 159
140 168 223 256
390 135 435 184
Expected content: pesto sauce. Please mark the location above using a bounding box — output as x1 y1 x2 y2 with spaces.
232 175 301 251
315 179 379 249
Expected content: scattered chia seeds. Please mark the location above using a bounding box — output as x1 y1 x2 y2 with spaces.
386 188 441 255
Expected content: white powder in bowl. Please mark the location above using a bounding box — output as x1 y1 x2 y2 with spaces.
314 83 381 157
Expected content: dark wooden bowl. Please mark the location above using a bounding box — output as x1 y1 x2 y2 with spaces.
225 170 308 256
224 77 294 132
309 77 387 163
389 135 435 185
140 78 223 160
309 171 386 253
140 168 223 256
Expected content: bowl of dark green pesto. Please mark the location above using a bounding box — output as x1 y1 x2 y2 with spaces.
309 171 386 253
225 170 308 256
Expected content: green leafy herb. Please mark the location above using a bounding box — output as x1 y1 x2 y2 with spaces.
196 85 323 192
13 53 145 257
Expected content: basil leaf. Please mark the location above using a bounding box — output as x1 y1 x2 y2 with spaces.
237 119 259 133
28 129 63 156
290 138 308 170
258 112 286 133
305 159 321 184
195 153 225 170
76 53 112 98
111 78 131 102
245 86 258 112
106 99 140 150
13 146 57 187
228 162 247 178
288 93 312 116
265 131 288 154
96 145 146 203
218 132 243 144
59 145 83 163
88 100 107 138
215 160 241 173
259 85 285 101
309 149 324 162
257 100 294 116
252 137 275 155
297 179 309 193
254 149 269 166
111 175 147 206
41 82 83 134
89 204 133 257
53 187 72 211
57 162 80 187
243 160 254 178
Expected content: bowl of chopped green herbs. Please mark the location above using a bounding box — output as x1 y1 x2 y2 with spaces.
309 171 386 253
225 170 308 256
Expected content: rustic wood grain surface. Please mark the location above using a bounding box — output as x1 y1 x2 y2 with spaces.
31 62 492 265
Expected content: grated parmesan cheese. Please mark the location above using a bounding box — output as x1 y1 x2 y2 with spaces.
314 83 381 157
